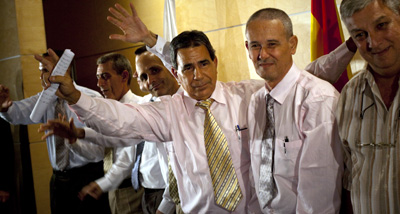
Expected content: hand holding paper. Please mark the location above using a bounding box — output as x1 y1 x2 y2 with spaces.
30 49 75 123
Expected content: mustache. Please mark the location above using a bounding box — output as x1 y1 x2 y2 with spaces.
257 59 275 64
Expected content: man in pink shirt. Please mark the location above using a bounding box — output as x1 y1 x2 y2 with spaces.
246 8 343 213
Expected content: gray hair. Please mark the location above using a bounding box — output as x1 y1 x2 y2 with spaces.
246 8 293 39
340 0 400 20
96 53 133 85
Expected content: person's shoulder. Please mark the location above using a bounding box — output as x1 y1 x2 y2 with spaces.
219 79 264 94
298 69 339 98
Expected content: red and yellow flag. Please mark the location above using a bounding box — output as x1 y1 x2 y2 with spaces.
311 0 352 92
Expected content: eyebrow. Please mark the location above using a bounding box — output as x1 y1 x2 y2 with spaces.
249 39 279 44
350 15 389 33
199 59 210 64
373 15 388 25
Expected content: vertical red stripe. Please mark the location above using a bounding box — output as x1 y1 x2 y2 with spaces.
311 0 348 92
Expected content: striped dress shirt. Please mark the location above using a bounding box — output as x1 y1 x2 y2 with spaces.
336 67 400 214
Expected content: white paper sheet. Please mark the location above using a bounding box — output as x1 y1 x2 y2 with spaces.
29 49 75 123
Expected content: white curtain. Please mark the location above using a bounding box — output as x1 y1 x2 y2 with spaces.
163 0 178 41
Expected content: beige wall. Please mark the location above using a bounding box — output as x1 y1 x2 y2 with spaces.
2 0 363 213
1 0 49 213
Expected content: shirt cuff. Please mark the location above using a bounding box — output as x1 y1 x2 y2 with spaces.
157 198 176 214
95 177 112 192
83 127 97 141
146 36 167 56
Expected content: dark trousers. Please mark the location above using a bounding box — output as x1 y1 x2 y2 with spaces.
50 161 111 214
142 188 165 214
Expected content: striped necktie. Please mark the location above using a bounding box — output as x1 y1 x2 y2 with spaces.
196 98 242 211
54 98 69 171
258 94 277 208
103 147 113 173
131 141 145 191
168 156 180 204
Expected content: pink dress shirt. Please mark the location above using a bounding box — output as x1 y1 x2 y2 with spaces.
70 80 264 213
248 63 343 213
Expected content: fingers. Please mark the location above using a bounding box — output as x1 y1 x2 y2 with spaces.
78 189 88 201
69 117 75 128
34 54 55 72
47 48 60 62
129 3 138 18
40 131 54 140
108 34 126 41
78 183 102 201
115 3 131 18
109 5 126 21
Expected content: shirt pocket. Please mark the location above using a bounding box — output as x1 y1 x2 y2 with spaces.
275 138 302 178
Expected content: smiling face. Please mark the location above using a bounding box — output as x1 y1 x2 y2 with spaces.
344 0 400 77
245 18 297 89
135 52 179 97
172 45 218 101
96 61 128 100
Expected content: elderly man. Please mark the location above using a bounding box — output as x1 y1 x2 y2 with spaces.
245 8 343 213
337 0 400 213
0 50 108 214
77 53 143 214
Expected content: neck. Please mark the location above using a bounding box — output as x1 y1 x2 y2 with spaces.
118 88 130 101
372 70 399 109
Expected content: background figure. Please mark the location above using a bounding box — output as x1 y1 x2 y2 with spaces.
337 0 400 213
0 118 15 214
78 52 144 214
0 49 110 214
134 46 180 214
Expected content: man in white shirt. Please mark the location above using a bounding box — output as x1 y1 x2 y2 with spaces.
245 8 343 213
134 46 180 214
0 49 109 214
75 53 143 214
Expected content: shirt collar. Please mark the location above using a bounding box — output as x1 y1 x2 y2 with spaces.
119 90 134 103
264 62 300 105
182 81 224 115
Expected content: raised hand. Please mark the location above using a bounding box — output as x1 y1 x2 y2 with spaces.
0 85 12 112
34 48 59 90
39 115 84 144
107 3 157 47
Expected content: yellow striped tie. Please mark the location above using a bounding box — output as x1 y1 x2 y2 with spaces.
168 156 180 204
196 98 242 211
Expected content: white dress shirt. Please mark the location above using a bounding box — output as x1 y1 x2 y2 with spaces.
248 63 343 213
84 92 177 214
93 90 141 192
69 80 265 213
0 83 104 170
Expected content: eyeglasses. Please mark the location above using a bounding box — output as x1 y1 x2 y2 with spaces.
356 87 397 148
96 73 112 81
356 142 395 148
